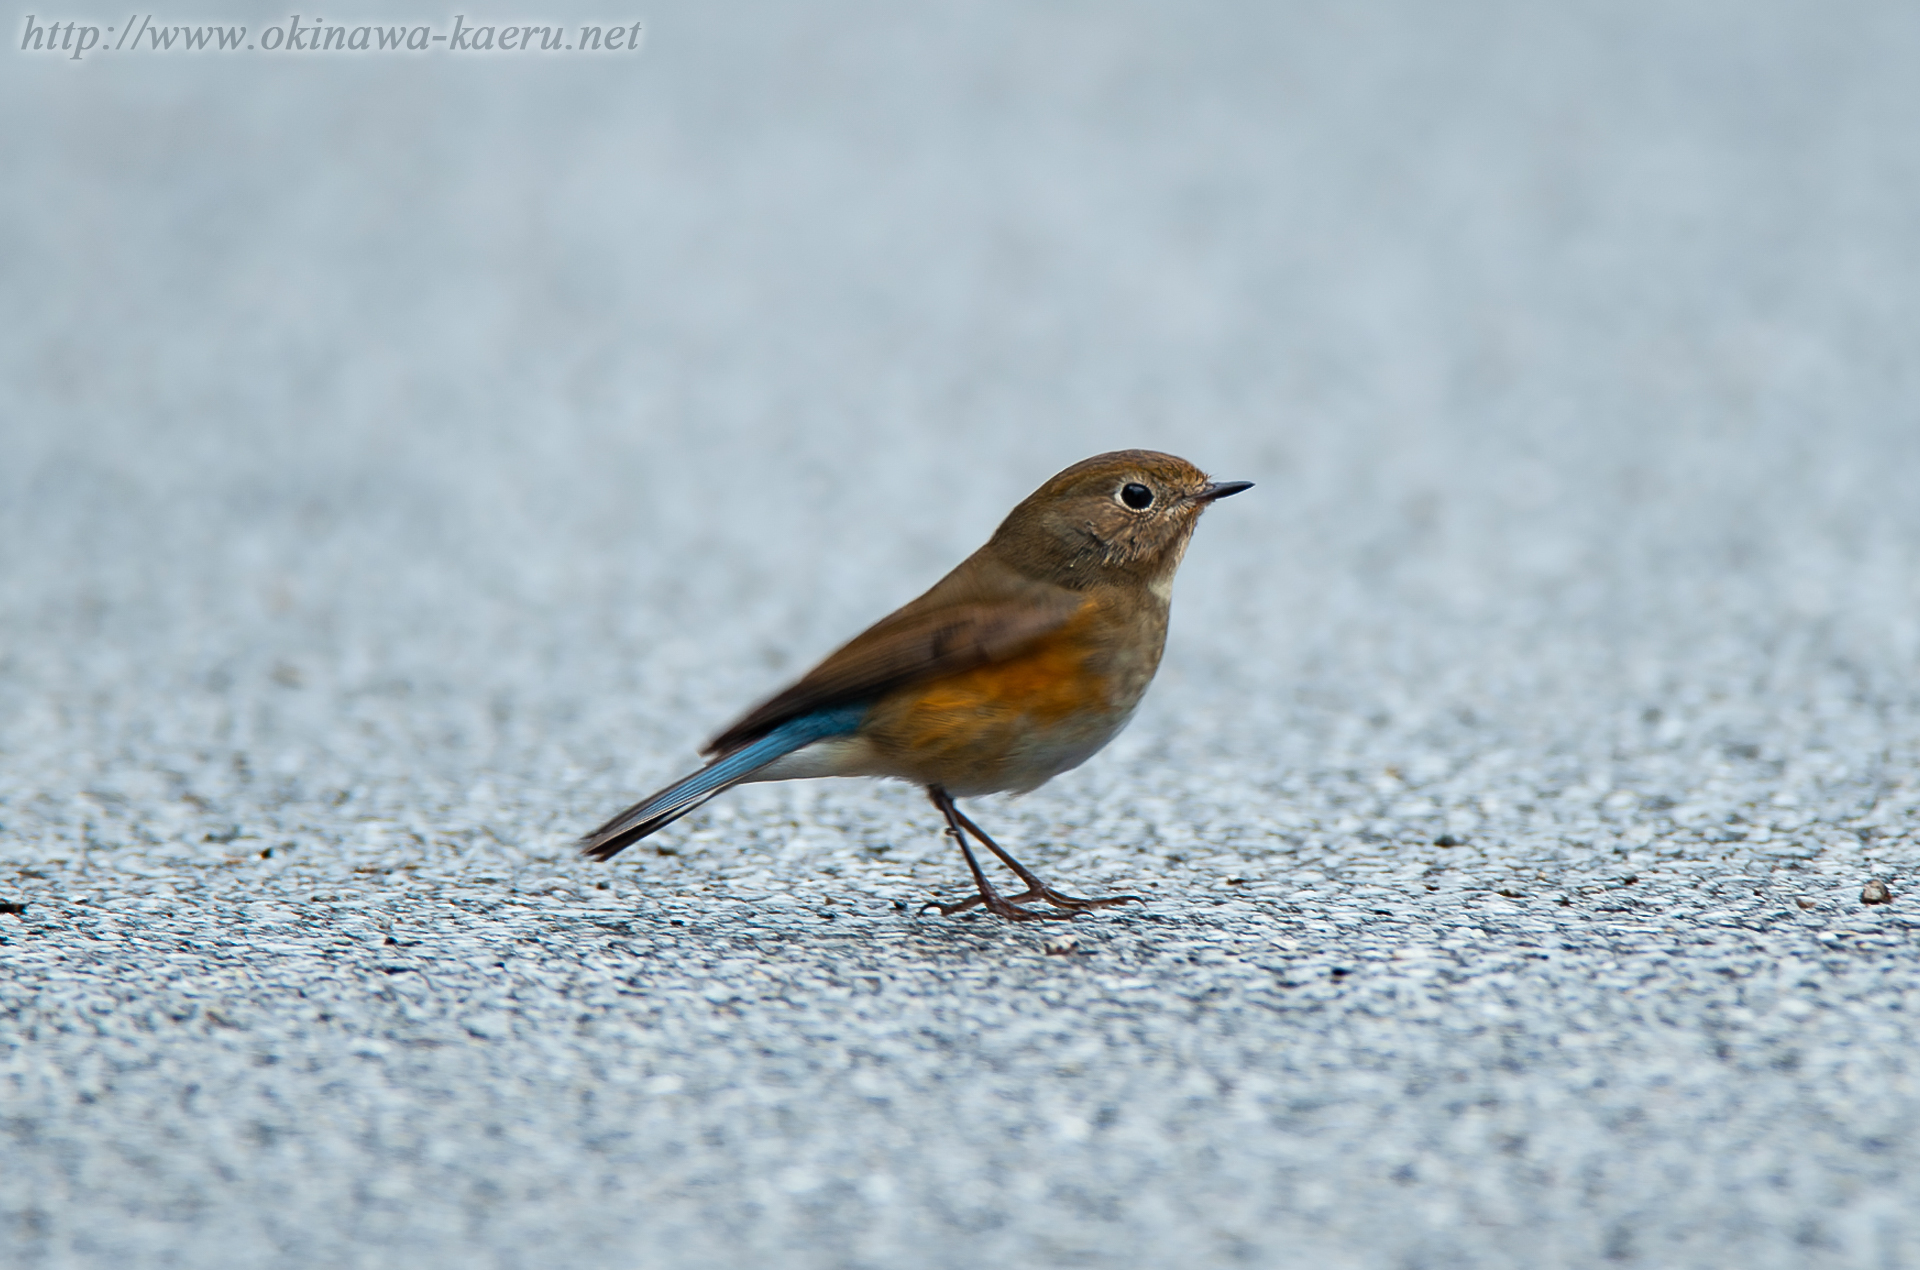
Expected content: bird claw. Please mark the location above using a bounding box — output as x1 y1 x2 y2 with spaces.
922 886 1141 921
1021 886 1143 912
923 893 1074 921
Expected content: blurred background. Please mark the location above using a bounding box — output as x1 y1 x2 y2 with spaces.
8 5 1920 1265
4 0 1919 847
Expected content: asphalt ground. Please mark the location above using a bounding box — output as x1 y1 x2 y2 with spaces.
4 3 1920 1266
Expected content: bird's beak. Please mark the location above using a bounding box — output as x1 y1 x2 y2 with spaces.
1192 480 1253 504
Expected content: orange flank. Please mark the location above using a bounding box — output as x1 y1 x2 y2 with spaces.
863 602 1127 791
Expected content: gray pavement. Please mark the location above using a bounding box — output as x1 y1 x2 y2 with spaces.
5 2 1920 1266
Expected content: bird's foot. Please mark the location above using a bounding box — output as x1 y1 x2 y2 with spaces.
1014 883 1143 912
921 786 1143 922
921 890 1070 921
922 884 1140 921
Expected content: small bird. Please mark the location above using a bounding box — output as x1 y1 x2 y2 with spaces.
580 450 1251 920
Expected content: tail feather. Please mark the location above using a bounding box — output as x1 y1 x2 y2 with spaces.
579 702 869 861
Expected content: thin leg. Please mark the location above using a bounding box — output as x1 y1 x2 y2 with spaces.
921 787 1141 920
922 786 1065 921
949 803 1142 912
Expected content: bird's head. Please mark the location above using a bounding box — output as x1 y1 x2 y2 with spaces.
989 449 1251 593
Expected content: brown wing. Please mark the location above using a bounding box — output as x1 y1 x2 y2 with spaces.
704 562 1085 757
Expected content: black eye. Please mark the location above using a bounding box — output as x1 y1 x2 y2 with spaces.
1119 482 1154 510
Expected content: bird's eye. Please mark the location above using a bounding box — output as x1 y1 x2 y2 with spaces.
1119 482 1154 510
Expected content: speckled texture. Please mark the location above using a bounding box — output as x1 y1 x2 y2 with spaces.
4 3 1920 1267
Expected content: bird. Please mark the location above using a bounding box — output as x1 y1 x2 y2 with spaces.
579 449 1251 921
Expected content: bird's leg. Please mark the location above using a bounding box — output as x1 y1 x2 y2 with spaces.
947 803 1143 912
922 787 1069 921
921 787 1139 919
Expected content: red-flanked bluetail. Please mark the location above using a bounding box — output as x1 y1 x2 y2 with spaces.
581 450 1251 920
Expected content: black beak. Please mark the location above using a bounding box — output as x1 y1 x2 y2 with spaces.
1193 480 1253 504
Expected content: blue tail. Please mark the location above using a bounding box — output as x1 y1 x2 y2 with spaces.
580 702 869 860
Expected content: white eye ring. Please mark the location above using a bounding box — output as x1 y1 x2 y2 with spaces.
1118 482 1154 511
